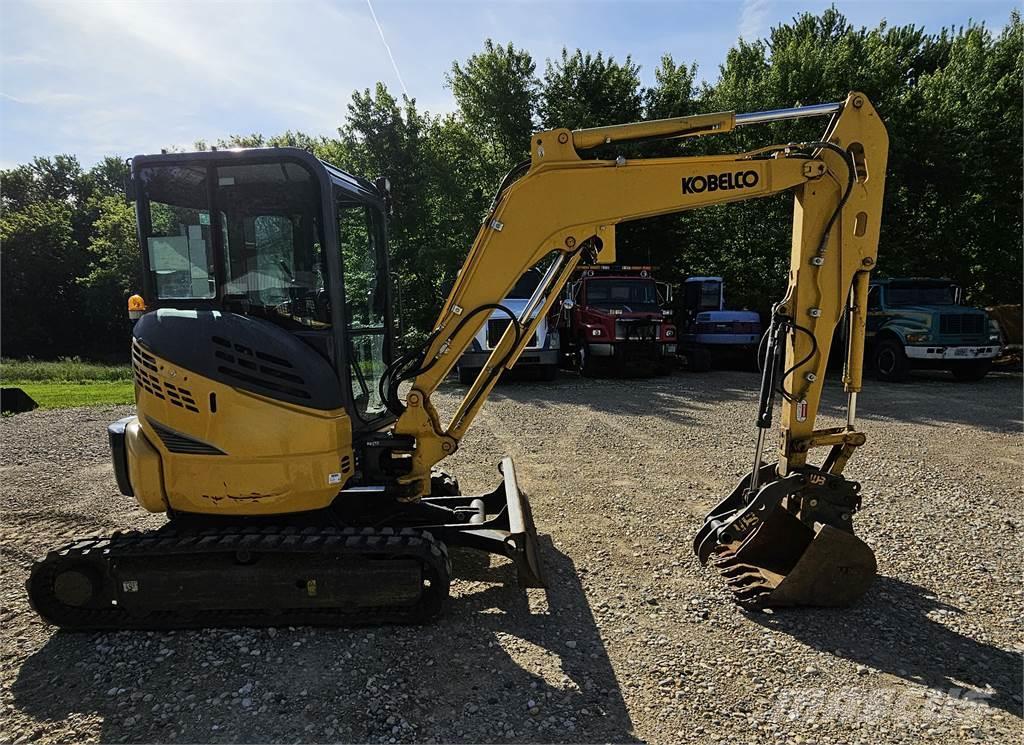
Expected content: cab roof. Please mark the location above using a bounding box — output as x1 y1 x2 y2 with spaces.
871 277 955 286
130 146 382 205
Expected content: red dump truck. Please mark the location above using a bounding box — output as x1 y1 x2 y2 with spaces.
552 265 676 376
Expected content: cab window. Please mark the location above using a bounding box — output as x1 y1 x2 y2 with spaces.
867 285 881 311
338 200 387 420
142 165 216 300
217 163 328 327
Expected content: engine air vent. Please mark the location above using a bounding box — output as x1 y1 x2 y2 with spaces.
131 339 200 412
148 419 225 456
211 335 311 400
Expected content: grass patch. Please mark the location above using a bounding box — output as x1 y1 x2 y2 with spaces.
5 381 135 409
1 357 132 383
2 358 134 409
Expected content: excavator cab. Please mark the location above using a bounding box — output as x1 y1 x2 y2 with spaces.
27 149 547 629
132 149 394 429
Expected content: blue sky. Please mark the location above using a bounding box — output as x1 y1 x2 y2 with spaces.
0 0 1016 168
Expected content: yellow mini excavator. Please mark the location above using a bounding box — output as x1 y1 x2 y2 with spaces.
28 92 887 629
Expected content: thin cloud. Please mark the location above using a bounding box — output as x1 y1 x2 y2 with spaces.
739 0 771 41
366 0 410 97
0 91 86 106
2 0 385 163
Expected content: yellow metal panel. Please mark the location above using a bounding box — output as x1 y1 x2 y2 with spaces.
395 151 808 495
594 224 616 264
125 417 168 513
777 93 889 470
132 351 354 516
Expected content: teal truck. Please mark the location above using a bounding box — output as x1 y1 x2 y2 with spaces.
867 278 1001 382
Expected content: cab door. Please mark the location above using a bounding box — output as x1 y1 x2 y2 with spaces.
336 195 392 425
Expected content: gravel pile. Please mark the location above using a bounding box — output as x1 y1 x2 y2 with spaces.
1 371 1021 743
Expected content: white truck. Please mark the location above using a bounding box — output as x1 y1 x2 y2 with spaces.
456 269 559 383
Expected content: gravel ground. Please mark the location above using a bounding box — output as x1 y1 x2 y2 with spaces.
1 369 1021 744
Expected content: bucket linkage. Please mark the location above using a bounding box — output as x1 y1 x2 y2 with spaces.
693 308 876 608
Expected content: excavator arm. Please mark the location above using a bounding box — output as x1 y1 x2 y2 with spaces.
386 91 888 607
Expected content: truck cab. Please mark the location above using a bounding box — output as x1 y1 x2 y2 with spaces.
867 277 1001 382
677 277 762 371
456 268 560 383
554 266 675 376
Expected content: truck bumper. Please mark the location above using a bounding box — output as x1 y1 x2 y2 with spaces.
459 349 559 368
588 342 674 358
682 333 760 347
904 344 1000 361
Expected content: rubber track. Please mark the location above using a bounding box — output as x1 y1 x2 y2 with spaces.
27 525 451 631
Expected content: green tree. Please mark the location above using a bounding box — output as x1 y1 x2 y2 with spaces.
338 84 442 338
655 9 1023 311
0 200 85 356
447 40 539 165
904 13 1023 303
539 49 643 129
645 55 699 120
82 195 141 293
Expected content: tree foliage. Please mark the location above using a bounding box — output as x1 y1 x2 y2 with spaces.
539 48 644 129
447 40 538 166
2 10 1020 360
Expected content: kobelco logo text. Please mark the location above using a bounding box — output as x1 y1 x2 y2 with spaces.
681 170 759 195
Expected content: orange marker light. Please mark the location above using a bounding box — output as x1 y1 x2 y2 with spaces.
128 294 146 320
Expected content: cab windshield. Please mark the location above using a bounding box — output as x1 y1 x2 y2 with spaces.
139 161 330 328
586 278 660 312
887 284 957 306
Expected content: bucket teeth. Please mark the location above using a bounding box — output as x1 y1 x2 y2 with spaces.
716 563 778 607
717 563 762 580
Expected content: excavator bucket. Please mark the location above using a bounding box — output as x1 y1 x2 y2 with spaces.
712 506 876 608
694 467 877 608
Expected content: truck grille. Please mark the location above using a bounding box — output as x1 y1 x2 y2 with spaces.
939 314 984 336
615 320 657 341
694 321 760 334
487 319 537 349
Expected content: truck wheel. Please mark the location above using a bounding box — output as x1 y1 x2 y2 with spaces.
577 345 597 377
687 347 712 373
951 359 992 382
458 366 479 385
874 338 910 382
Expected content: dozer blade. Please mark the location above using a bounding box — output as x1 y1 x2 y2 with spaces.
712 506 877 608
427 456 546 587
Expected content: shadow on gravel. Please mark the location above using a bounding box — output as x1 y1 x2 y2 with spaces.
751 575 1024 718
450 367 1023 434
818 371 1022 434
452 369 758 427
11 537 637 744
